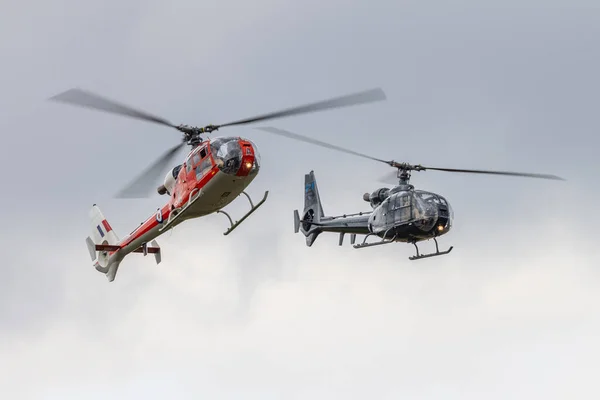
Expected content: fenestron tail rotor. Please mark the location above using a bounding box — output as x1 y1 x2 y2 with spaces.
48 87 387 197
255 126 566 183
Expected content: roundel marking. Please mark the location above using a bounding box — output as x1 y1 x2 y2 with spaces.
156 208 163 223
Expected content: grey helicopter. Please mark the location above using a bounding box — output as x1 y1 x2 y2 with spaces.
254 127 565 260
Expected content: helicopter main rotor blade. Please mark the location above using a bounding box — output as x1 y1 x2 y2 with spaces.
379 165 565 184
115 142 185 198
418 166 565 180
253 127 565 183
49 87 386 134
217 88 386 128
49 88 177 129
255 126 391 164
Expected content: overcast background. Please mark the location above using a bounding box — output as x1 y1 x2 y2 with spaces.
1 0 599 398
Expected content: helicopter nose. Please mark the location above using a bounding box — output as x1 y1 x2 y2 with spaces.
213 137 260 176
236 139 259 177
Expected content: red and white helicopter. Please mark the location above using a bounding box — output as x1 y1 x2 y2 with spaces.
49 88 386 282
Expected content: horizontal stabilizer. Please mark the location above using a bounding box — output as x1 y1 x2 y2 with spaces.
132 246 160 254
96 244 121 252
294 210 300 233
150 240 161 265
95 243 160 254
86 236 97 261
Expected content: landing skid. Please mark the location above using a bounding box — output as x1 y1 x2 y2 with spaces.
409 238 453 261
217 190 269 235
353 232 398 249
353 232 453 261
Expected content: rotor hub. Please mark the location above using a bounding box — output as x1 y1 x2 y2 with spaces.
389 161 425 172
176 124 220 147
386 161 426 186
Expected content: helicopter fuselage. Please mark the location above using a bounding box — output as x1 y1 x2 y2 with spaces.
88 135 266 281
301 185 453 243
294 171 454 260
136 134 261 234
364 185 453 242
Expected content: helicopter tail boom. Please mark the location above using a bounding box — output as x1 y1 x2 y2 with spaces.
85 205 162 282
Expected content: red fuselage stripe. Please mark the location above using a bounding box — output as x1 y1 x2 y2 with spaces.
118 163 219 249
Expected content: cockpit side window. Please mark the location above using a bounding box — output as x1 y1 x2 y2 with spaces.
185 146 206 174
192 153 201 166
392 193 412 222
400 194 411 207
186 149 196 173
195 146 213 180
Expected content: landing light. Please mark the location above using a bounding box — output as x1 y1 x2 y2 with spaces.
245 162 253 169
437 225 444 231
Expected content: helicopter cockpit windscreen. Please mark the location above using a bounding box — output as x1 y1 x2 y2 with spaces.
209 137 243 175
413 190 453 232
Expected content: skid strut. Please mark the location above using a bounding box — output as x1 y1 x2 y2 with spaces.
409 237 453 261
217 190 269 235
159 188 202 232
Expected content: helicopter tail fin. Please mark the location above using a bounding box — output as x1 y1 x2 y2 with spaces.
294 170 325 246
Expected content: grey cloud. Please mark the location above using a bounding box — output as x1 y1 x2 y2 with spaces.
1 0 599 398
2 223 598 399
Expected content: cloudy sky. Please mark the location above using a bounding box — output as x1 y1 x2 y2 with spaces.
1 0 599 398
